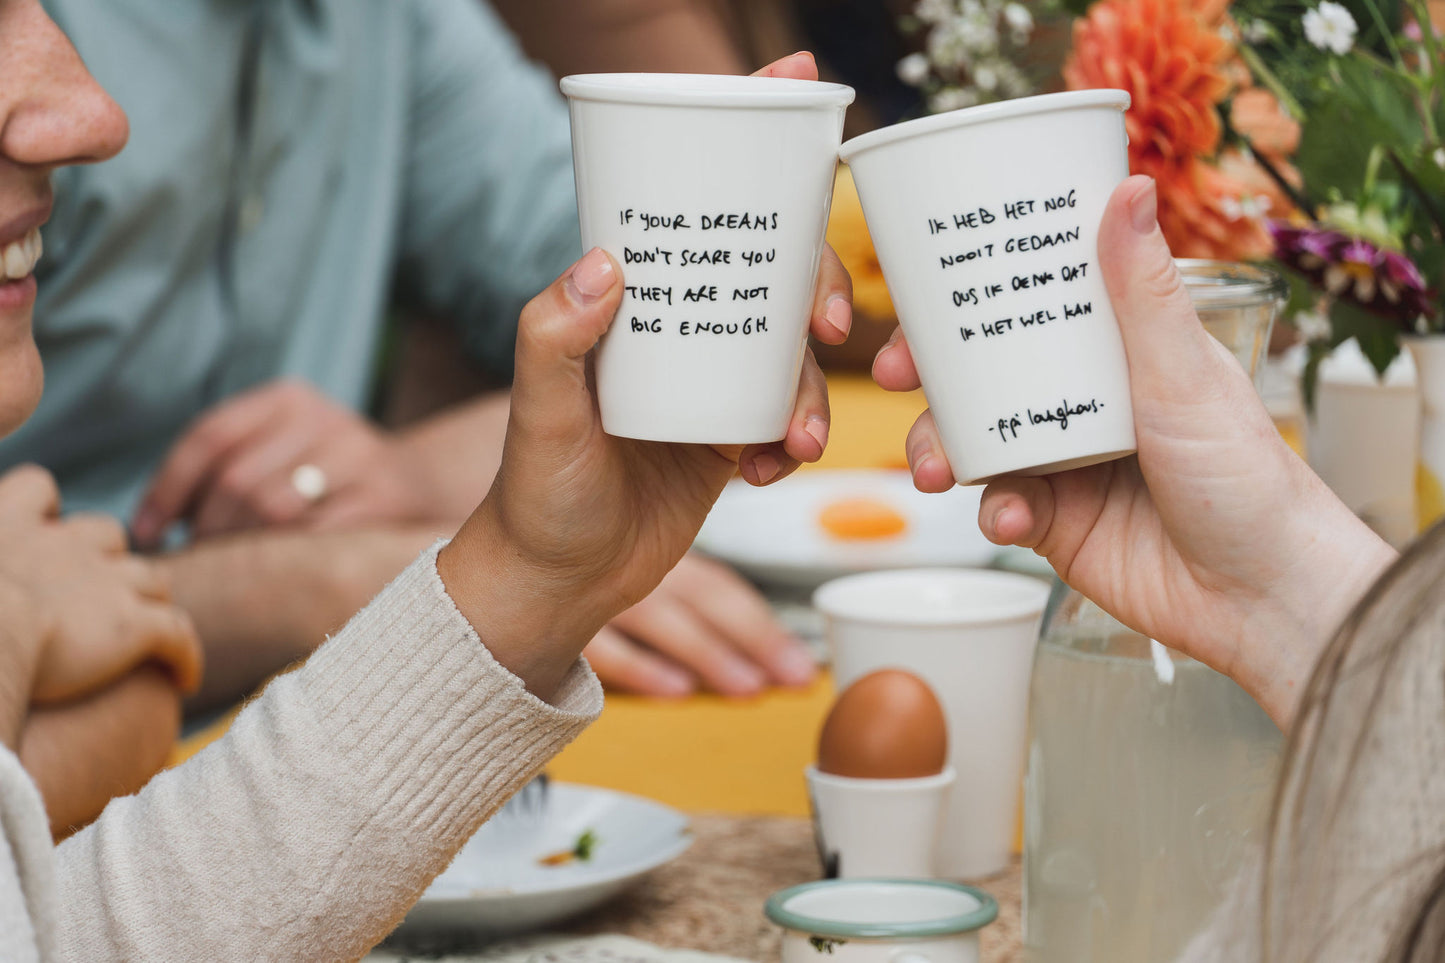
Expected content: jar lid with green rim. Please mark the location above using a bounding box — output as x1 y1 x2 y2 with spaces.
765 879 998 940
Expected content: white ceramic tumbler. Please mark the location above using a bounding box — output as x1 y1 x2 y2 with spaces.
767 879 997 963
807 765 955 879
561 73 854 444
815 569 1051 879
840 90 1135 484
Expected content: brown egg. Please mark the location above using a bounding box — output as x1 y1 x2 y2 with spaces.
817 669 949 779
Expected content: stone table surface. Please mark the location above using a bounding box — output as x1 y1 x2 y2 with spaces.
379 814 1022 962
557 813 1022 962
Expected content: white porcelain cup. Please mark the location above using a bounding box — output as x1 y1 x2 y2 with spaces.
560 73 854 444
839 90 1135 484
807 766 955 879
815 569 1051 879
1308 340 1419 547
767 879 997 963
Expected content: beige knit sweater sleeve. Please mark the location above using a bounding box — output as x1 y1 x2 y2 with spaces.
49 541 604 962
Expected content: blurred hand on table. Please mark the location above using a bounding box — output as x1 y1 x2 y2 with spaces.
587 554 816 697
130 380 451 544
0 465 201 836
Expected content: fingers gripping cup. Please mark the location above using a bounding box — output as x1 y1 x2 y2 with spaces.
561 73 855 444
841 90 1135 484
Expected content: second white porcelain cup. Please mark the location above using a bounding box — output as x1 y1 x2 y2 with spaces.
815 569 1051 879
840 90 1135 484
561 73 853 444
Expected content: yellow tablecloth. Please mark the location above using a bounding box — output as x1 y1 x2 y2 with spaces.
173 375 929 817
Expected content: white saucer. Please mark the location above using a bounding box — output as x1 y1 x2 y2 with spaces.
395 784 690 938
694 469 998 590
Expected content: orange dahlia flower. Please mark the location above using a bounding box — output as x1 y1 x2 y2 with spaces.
1147 154 1274 259
1065 0 1232 167
1065 0 1277 260
1230 87 1301 159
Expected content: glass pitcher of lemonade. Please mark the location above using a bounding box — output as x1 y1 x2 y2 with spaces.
1023 262 1288 963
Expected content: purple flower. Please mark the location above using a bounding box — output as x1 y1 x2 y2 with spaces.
1269 219 1437 330
1382 250 1427 290
1340 238 1383 267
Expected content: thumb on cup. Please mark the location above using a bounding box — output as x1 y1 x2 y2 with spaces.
1098 176 1244 411
510 248 624 435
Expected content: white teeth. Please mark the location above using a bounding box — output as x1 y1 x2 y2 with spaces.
1 228 41 281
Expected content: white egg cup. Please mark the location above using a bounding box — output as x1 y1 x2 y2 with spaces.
840 90 1136 484
815 569 1051 880
807 765 956 879
767 879 997 963
561 73 854 444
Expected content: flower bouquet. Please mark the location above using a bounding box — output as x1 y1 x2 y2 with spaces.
1057 0 1442 400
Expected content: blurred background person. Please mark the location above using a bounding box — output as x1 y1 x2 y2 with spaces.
15 0 826 711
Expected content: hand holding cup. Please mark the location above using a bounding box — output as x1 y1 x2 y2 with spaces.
439 231 841 699
875 176 1395 729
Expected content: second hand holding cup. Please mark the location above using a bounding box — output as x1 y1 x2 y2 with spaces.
561 73 854 444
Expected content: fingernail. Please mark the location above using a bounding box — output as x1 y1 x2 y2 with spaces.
567 248 615 302
804 414 829 454
907 439 929 474
1130 177 1158 234
824 296 852 338
752 452 780 485
652 668 696 698
776 644 817 685
721 662 766 696
987 504 1006 538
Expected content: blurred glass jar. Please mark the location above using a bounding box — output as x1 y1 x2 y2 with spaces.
1023 262 1288 963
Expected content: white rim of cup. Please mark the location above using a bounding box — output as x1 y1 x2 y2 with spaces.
812 568 1051 627
806 764 957 791
559 73 856 109
838 88 1130 163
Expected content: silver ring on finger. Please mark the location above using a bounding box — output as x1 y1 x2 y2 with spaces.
290 463 328 504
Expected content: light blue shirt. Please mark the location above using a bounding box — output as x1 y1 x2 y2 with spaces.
9 0 580 518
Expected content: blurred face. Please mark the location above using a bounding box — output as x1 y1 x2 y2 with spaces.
0 0 126 435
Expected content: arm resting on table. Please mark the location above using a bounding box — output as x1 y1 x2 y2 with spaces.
19 667 181 841
158 527 444 711
54 542 602 962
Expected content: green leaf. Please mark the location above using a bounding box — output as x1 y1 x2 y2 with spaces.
1301 338 1334 414
573 828 599 861
1295 57 1425 205
1332 297 1406 374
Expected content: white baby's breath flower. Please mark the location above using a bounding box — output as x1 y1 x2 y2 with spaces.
1220 193 1272 223
995 60 1033 98
897 52 932 86
1003 3 1033 36
927 22 972 69
973 64 999 91
964 12 1001 51
930 87 981 113
928 13 999 68
1433 147 1445 169
914 0 956 25
1303 2 1357 55
1241 19 1272 43
1294 310 1332 342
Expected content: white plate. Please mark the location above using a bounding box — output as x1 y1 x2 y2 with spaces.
395 784 691 938
694 469 998 590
